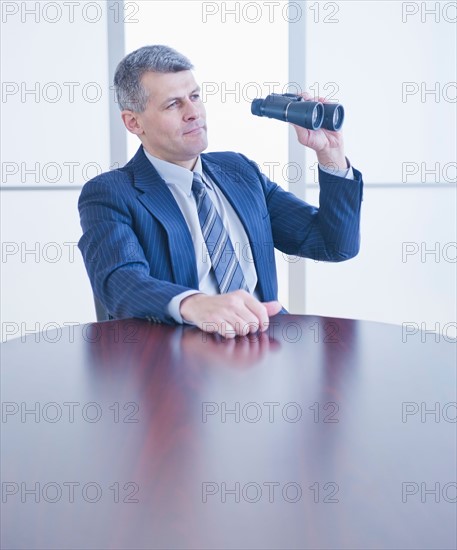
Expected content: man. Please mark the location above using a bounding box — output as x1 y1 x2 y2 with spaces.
78 45 363 338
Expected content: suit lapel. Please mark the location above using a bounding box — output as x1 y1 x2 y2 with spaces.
130 147 198 287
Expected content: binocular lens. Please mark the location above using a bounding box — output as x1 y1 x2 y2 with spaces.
322 103 344 131
287 100 324 130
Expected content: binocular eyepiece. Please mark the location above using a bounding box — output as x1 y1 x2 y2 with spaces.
251 93 344 132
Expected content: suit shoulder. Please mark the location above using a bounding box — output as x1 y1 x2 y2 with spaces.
80 166 134 196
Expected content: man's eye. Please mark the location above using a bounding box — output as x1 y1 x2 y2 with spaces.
191 94 200 101
167 101 178 109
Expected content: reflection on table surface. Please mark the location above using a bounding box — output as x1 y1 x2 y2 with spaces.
2 315 456 550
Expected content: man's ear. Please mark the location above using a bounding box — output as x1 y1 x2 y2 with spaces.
121 110 143 136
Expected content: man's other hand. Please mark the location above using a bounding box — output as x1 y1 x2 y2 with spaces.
179 290 282 338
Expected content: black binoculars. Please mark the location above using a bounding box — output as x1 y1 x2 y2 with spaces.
251 93 344 131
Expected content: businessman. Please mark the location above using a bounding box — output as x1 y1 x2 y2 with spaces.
78 45 363 338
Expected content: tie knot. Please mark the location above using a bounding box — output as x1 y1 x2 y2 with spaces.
191 173 206 196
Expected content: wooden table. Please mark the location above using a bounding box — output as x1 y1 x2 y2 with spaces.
1 315 456 549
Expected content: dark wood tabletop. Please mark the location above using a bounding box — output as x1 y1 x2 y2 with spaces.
1 315 456 550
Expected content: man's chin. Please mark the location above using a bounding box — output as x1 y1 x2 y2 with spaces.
199 139 209 154
177 141 208 167
188 136 208 156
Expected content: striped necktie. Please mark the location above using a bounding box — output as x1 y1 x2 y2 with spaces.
192 173 249 294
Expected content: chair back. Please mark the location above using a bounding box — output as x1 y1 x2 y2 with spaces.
93 295 112 322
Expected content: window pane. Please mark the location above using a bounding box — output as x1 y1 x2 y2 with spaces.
303 0 456 184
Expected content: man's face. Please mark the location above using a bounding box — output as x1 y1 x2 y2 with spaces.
124 70 208 169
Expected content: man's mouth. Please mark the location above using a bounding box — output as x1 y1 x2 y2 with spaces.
184 126 205 135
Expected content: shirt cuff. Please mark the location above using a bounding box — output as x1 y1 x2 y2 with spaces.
167 290 202 324
319 157 354 180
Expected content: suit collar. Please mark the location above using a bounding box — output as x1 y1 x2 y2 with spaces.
142 148 200 196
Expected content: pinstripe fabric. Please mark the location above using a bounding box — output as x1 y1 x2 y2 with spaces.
192 173 249 294
78 146 363 323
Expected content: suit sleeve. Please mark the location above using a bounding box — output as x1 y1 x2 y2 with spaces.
78 175 195 323
239 154 363 262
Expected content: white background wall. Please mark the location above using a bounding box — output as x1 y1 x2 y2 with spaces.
1 0 111 341
1 0 456 341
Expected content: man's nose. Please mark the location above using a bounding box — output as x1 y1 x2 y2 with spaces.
183 99 199 121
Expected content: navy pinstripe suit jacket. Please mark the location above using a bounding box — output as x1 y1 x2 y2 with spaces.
78 146 363 323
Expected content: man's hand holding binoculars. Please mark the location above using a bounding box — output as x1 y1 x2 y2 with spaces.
251 90 348 171
293 92 347 172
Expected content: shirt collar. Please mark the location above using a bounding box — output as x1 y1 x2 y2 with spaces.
143 148 204 197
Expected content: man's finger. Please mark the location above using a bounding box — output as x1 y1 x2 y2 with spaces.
231 314 255 336
299 91 312 100
243 295 270 330
220 321 237 339
263 301 282 317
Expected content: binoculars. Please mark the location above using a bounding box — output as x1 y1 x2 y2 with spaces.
251 93 344 131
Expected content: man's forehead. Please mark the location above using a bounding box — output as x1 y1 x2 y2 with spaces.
141 70 198 97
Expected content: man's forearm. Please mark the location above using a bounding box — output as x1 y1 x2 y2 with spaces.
316 147 348 172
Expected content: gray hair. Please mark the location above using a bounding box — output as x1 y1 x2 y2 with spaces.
114 45 194 112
